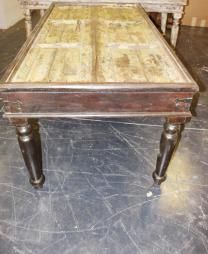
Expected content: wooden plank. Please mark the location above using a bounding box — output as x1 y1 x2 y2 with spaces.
10 4 191 84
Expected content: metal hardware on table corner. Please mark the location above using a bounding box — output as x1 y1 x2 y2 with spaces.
4 100 23 113
175 97 192 111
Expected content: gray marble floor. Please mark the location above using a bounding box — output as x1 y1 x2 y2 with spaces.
0 18 208 254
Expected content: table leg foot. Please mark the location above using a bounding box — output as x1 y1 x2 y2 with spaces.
15 119 44 188
30 174 45 188
153 120 181 185
152 171 167 185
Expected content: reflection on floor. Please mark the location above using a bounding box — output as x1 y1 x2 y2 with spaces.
0 16 208 254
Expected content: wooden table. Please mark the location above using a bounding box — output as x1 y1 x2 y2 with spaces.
19 0 187 47
0 3 198 188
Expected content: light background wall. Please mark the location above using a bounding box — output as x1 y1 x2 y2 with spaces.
182 0 208 27
0 0 23 29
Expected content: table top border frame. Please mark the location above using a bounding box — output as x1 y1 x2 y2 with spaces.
3 111 192 119
21 0 188 7
1 2 198 93
0 82 198 92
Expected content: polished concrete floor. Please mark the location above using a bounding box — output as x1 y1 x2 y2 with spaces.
0 15 208 254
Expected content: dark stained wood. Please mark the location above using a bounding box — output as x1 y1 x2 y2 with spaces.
166 116 191 124
0 3 199 187
14 119 45 188
4 91 194 115
153 120 181 184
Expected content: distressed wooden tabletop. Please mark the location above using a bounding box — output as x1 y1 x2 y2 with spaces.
11 4 189 84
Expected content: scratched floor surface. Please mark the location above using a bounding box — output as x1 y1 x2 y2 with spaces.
0 16 208 254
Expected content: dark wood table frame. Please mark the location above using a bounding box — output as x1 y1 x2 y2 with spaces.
0 3 198 188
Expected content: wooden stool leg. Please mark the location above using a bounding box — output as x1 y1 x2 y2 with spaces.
153 120 182 184
40 9 45 17
161 13 168 35
171 12 182 47
15 119 45 188
25 9 32 38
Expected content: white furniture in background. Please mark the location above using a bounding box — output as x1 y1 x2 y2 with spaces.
19 0 187 47
0 0 23 29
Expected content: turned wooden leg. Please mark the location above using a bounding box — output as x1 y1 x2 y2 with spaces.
25 9 32 38
153 119 182 184
171 12 182 47
40 9 45 17
161 13 168 35
14 119 45 188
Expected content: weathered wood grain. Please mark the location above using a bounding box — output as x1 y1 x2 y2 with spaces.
12 4 188 84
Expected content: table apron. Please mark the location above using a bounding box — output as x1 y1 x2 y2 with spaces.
3 91 194 116
141 4 183 13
